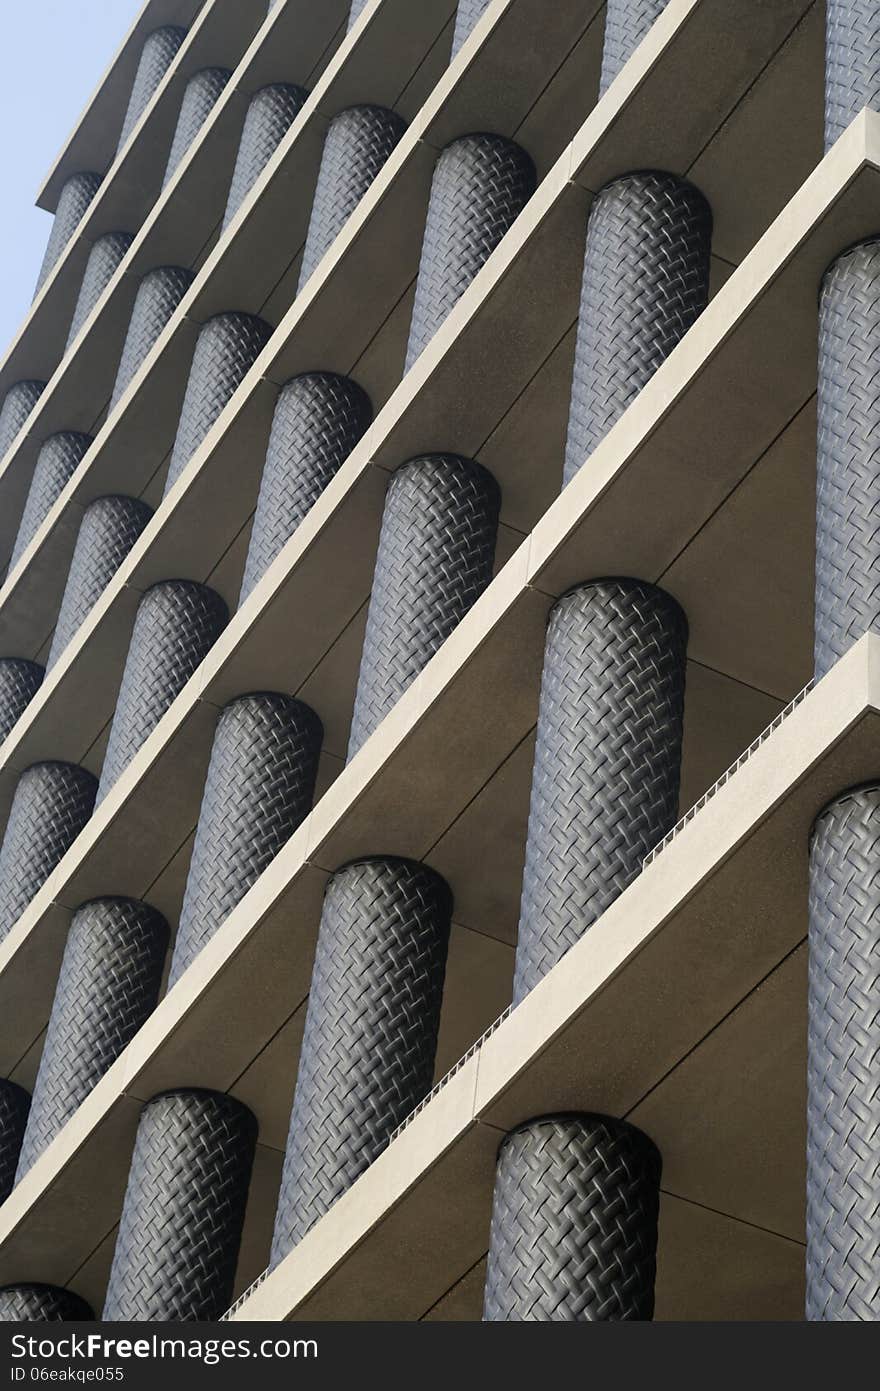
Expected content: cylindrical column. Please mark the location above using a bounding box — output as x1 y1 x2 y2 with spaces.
816 239 880 678
0 1081 30 1201
163 312 273 496
169 693 323 985
513 580 687 1003
15 898 168 1179
0 762 97 942
0 380 46 461
452 0 493 59
239 373 372 603
0 660 44 743
223 83 309 231
10 432 93 573
483 1115 662 1321
47 495 154 671
97 581 228 802
110 265 194 408
34 172 102 295
347 454 499 758
405 135 535 371
297 105 406 292
162 68 232 189
64 231 133 352
117 25 188 154
600 0 672 95
347 0 371 31
807 785 880 1319
563 171 711 486
0 1285 93 1322
271 857 451 1262
102 1090 257 1321
825 0 880 150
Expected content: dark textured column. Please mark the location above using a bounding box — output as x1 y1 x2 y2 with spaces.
347 454 499 758
117 25 188 154
0 380 46 460
513 580 687 1003
405 135 535 371
64 231 133 351
0 1285 93 1321
223 84 309 231
452 0 493 58
0 660 44 743
102 1090 256 1321
15 901 166 1174
97 581 228 802
15 898 168 1179
163 312 273 496
0 1081 30 1200
563 172 711 486
169 693 323 985
815 239 880 678
110 266 194 408
34 173 103 295
347 0 371 31
483 1116 661 1321
297 105 406 292
47 495 154 671
807 785 880 1319
271 858 451 1262
826 0 880 150
239 373 372 603
162 68 232 188
600 0 672 95
0 763 97 942
10 432 93 572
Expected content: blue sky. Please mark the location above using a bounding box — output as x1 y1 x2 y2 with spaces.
0 1 142 349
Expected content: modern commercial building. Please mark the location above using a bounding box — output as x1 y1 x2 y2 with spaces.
0 0 875 1323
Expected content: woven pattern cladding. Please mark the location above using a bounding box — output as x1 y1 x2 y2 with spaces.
513 580 687 1003
97 581 228 803
0 380 46 461
599 0 672 95
271 858 452 1263
405 134 535 371
0 762 97 943
0 660 44 745
47 495 153 671
16 898 168 1179
162 68 231 189
65 231 133 352
563 172 711 486
825 0 880 149
223 84 309 230
347 454 499 758
807 786 880 1320
103 1090 256 1321
111 266 194 408
10 431 93 572
240 372 372 603
451 0 493 58
164 312 273 496
816 238 880 678
0 1080 30 1202
117 26 188 154
34 173 102 296
169 694 323 984
347 0 371 31
0 1285 93 1322
297 105 406 291
483 1116 661 1320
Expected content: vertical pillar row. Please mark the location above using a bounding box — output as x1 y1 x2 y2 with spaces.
0 1081 30 1201
162 68 232 189
0 762 97 943
271 858 452 1264
347 453 500 759
0 660 44 743
34 172 102 296
223 83 310 231
163 311 273 496
65 231 133 352
0 380 46 461
15 898 168 1179
240 372 372 604
807 786 880 1320
117 25 188 155
102 1091 257 1321
97 581 229 803
169 693 323 985
297 105 406 292
599 0 673 95
0 1286 93 1322
47 495 154 671
10 431 93 573
110 265 194 408
483 1116 662 1320
405 134 535 372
